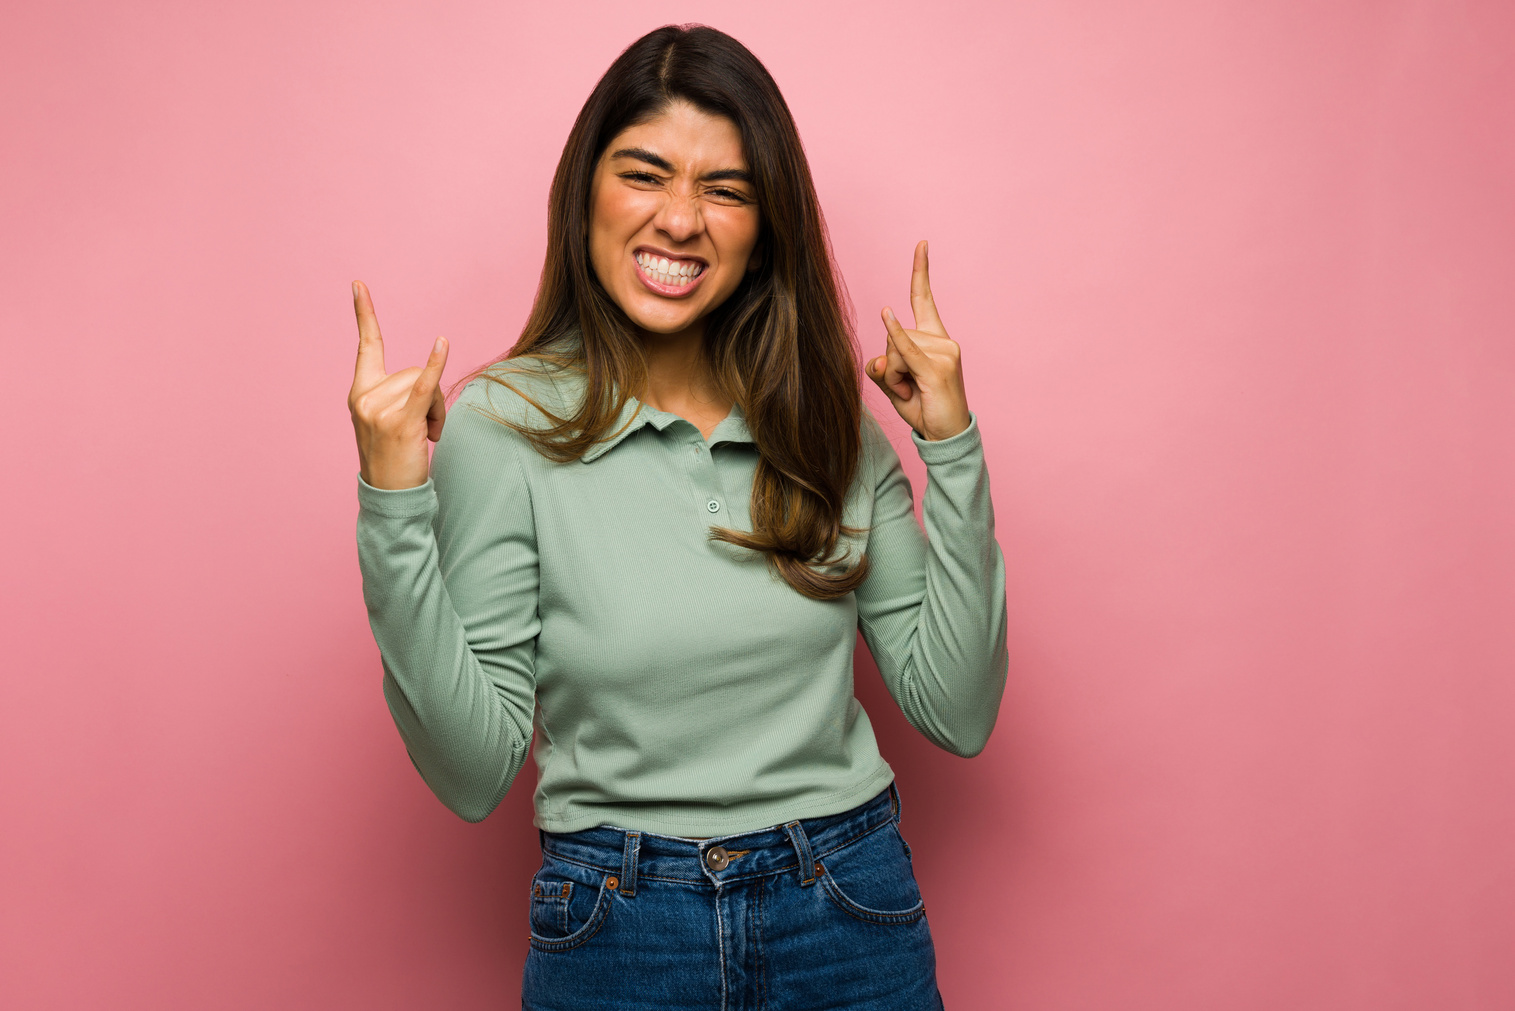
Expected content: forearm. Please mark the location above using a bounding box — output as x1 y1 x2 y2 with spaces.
860 414 1009 757
357 478 534 822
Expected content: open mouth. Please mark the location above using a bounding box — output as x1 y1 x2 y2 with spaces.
635 250 707 296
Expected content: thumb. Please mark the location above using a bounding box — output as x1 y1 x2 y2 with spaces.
866 351 910 405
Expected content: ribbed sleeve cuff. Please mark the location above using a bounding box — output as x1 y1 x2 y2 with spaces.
356 473 438 518
911 412 983 465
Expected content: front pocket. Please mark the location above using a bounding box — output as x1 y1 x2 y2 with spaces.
818 865 926 925
527 866 616 953
814 822 927 925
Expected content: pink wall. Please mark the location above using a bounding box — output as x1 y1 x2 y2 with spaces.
3 1 1512 1007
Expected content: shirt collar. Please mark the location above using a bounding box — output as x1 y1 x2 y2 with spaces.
578 384 755 463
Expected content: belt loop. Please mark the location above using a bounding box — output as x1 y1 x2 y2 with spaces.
888 782 912 859
619 831 640 897
782 820 817 887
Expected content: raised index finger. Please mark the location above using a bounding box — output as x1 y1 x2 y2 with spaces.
909 239 945 334
352 280 387 385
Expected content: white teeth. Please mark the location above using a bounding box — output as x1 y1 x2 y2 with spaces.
635 253 705 285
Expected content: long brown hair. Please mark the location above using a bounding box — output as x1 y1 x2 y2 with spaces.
449 24 870 600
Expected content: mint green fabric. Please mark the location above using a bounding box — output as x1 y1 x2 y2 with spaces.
355 360 1008 835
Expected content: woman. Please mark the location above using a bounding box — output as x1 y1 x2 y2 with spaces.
348 24 1007 1010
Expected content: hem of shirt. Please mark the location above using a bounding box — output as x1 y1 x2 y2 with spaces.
356 474 438 518
530 763 898 837
911 411 983 465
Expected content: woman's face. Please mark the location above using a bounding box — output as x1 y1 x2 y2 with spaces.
588 100 761 337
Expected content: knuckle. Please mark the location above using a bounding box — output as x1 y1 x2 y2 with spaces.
374 407 405 433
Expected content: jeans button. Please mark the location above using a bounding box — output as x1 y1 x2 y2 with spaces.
705 846 730 871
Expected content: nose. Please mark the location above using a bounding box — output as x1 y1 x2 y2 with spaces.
652 188 702 244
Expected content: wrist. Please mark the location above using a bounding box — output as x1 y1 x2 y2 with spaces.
356 472 437 518
360 460 430 491
912 412 982 464
920 410 972 442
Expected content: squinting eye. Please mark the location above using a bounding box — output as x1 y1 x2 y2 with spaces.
709 189 748 202
621 172 660 184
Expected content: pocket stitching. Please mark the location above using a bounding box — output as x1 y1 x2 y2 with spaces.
527 875 614 952
816 864 926 925
531 880 572 936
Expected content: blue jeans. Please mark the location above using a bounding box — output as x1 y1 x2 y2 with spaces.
521 781 945 1010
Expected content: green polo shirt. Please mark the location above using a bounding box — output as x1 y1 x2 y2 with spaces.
355 358 1008 836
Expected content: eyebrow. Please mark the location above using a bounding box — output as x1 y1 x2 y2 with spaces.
609 147 754 184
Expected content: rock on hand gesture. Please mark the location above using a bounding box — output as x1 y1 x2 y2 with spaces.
347 280 450 491
865 240 973 442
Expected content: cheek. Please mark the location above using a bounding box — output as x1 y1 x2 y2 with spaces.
709 208 762 266
591 187 654 250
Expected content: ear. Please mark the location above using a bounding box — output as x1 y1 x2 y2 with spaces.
746 240 764 274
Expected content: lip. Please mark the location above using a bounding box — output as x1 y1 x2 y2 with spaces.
632 246 709 299
633 244 708 267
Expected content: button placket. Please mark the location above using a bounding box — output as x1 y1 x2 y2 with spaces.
686 435 726 520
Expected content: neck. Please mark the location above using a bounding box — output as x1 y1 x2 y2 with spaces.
636 322 719 408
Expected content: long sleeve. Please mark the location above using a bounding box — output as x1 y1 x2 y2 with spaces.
854 409 1009 757
354 400 540 822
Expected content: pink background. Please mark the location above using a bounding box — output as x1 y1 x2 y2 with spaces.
3 1 1512 1007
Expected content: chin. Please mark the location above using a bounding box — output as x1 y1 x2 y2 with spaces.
623 298 701 334
636 321 693 336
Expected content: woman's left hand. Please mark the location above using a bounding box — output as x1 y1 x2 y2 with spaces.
867 240 973 442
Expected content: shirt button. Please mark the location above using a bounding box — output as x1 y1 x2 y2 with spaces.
705 846 730 871
706 500 721 513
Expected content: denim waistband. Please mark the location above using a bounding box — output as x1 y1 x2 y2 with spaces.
538 782 902 893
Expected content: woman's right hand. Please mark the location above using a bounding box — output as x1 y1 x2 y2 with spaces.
348 280 450 491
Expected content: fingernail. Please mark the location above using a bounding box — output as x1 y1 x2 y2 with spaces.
884 307 895 322
433 337 445 353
